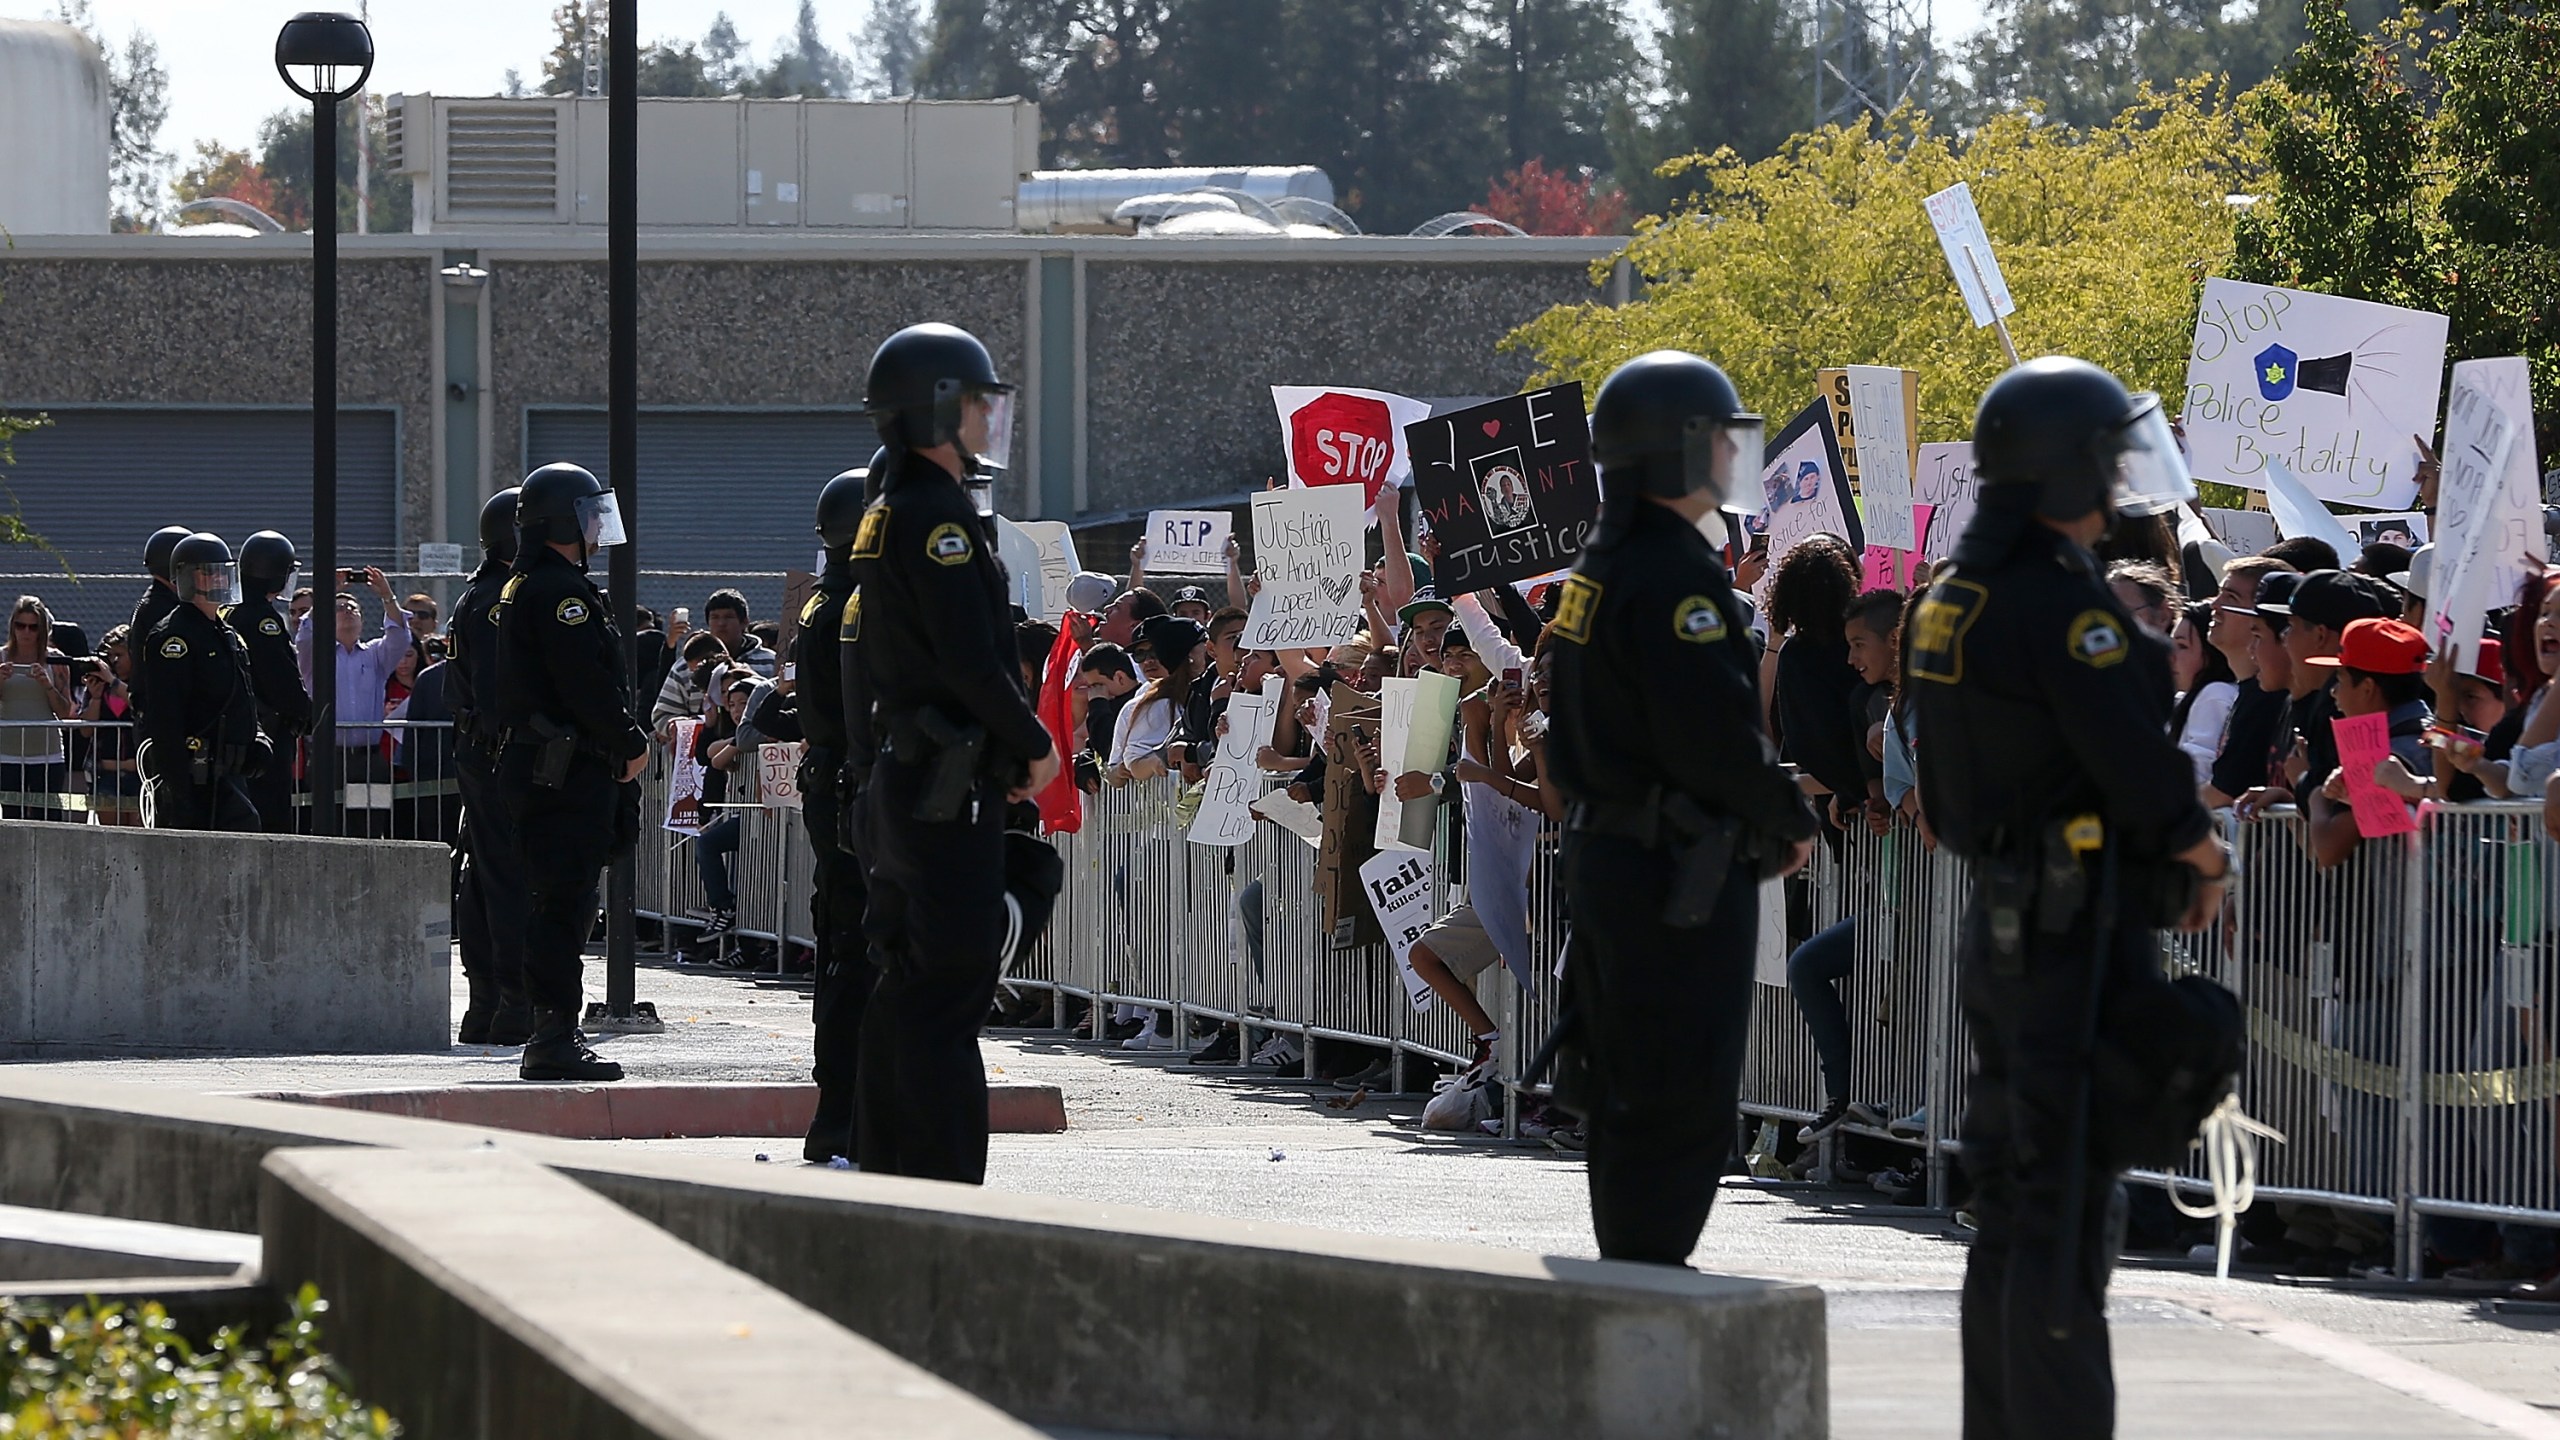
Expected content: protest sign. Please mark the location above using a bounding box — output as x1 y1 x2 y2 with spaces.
2330 712 2417 839
1315 685 1383 942
995 518 1080 621
2429 357 2546 673
416 542 466 576
1923 181 2015 329
2348 512 2428 549
1250 791 1323 848
2181 279 2448 509
1242 483 1367 651
1406 383 1598 592
2262 456 2362 562
2201 507 2281 558
1747 399 1862 607
1360 847 1440 1012
758 742 804 812
664 719 705 834
1188 676 1282 848
1372 670 1461 852
1755 877 1790 987
1272 386 1434 507
1914 441 1978 559
1143 509 1232 576
1818 366 1920 551
1861 503 1934 591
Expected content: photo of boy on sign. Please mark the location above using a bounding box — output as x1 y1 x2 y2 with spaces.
1405 383 1596 593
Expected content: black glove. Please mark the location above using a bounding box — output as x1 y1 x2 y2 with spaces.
241 736 273 779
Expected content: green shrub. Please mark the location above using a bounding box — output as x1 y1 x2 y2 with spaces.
0 1284 395 1438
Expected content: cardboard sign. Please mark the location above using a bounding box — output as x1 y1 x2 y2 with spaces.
1746 399 1863 607
664 719 705 834
2181 279 2449 509
2330 711 2416 838
2261 455 2362 562
2201 507 2281 558
1360 847 1440 1012
995 518 1080 622
1272 386 1433 507
758 741 804 812
1923 181 2015 328
1314 685 1383 943
1187 675 1282 848
1370 670 1461 853
1830 366 1920 551
777 570 817 666
1405 383 1598 592
2430 357 2547 673
1914 441 1977 560
1241 483 1367 652
1143 509 1232 576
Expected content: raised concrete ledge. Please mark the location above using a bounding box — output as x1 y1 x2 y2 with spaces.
260 1147 1040 1440
0 1201 258 1281
249 1080 1069 1139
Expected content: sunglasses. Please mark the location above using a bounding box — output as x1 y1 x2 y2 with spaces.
10 620 42 632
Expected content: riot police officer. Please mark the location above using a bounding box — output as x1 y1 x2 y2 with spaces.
1909 358 2233 1439
1545 351 1819 1265
139 533 268 832
128 524 195 717
446 488 534 1047
224 531 312 833
492 463 645 1083
849 324 1058 1183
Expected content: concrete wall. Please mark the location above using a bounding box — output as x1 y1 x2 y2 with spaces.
0 821 449 1055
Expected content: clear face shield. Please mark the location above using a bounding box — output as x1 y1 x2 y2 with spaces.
178 560 241 608
2104 395 2196 518
959 389 1016 516
576 492 628 552
1684 413 1768 513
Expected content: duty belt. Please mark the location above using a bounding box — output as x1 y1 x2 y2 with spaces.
1566 789 1667 845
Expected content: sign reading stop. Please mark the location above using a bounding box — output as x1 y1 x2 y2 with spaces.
1287 391 1399 504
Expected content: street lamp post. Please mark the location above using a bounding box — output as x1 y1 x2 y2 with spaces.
276 11 373 839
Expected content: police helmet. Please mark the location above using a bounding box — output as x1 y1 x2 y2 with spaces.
515 463 625 554
1589 352 1765 509
479 487 521 566
1972 357 2194 524
816 465 869 550
170 532 240 608
863 324 1015 476
238 531 298 597
144 525 195 582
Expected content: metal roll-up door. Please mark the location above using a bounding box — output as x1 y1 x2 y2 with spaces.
0 407 400 644
523 408 876 628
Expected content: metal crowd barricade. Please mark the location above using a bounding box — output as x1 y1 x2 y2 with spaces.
0 717 143 823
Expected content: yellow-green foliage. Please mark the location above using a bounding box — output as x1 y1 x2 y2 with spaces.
0 1286 396 1438
1512 83 2261 443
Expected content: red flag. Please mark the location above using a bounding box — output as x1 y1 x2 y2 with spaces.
1035 618 1083 834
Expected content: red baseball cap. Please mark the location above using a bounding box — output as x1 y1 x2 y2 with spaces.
2306 617 2430 676
2464 637 2504 687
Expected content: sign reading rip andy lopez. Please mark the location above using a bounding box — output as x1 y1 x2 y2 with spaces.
2181 279 2448 511
1406 383 1595 592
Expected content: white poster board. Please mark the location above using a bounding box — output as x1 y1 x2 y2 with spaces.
1370 670 1460 853
416 542 467 576
1187 676 1282 847
1359 847 1439 1012
1914 441 1978 560
664 719 705 835
1272 386 1434 507
1241 483 1366 651
757 741 804 812
1844 365 1917 551
1922 181 2015 328
995 518 1080 622
1143 509 1232 576
1754 877 1790 988
2180 278 2448 510
2261 456 2362 562
2430 357 2546 673
2201 507 2281 558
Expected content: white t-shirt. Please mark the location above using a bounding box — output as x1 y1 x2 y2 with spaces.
2174 679 2239 790
1109 693 1176 774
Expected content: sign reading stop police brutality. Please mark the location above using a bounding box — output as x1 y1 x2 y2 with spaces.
1241 482 1366 651
1405 383 1597 592
2181 279 2449 511
1272 386 1433 507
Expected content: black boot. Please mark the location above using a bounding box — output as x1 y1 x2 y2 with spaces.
488 990 536 1047
519 1008 624 1083
802 1088 855 1164
457 978 494 1045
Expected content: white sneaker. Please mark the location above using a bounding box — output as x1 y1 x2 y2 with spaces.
1251 1033 1302 1068
1120 1015 1166 1051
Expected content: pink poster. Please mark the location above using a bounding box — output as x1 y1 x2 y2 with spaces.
2330 712 2416 838
1860 503 1936 591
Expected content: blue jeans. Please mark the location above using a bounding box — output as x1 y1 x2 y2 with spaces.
697 813 742 911
1787 918 1856 1103
1238 877 1265 982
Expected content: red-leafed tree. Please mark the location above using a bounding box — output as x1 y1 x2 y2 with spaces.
1481 158 1628 236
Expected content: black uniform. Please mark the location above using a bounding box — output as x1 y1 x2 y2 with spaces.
138 603 266 832
126 583 181 717
847 454 1051 1183
491 547 648 1018
1909 520 2212 1440
1545 501 1818 1264
447 563 531 1016
223 594 310 833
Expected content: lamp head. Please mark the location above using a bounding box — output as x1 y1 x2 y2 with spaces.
276 12 374 101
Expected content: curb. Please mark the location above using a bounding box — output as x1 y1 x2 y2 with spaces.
242 1082 1069 1141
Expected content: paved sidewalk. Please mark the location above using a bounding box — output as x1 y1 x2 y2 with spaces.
13 958 2556 1437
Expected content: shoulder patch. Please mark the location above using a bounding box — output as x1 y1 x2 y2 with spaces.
2067 609 2128 668
1909 578 1990 685
926 522 973 567
799 593 827 626
839 588 862 641
1672 594 1728 644
1551 573 1602 645
556 597 591 626
500 576 526 602
158 635 187 659
852 505 890 560
260 617 283 637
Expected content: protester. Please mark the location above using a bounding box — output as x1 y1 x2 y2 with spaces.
2203 557 2293 805
2307 619 2434 860
701 588 777 679
652 632 729 745
2105 560 2177 639
2262 535 2342 575
1766 535 1867 830
295 568 411 839
0 596 77 820
1072 643 1138 793
2169 599 2239 789
79 625 142 824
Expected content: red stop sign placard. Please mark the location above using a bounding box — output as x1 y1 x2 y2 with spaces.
1288 391 1397 504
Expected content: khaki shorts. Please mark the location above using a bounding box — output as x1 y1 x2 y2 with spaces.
1416 902 1501 982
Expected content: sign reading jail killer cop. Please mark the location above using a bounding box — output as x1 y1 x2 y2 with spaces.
2181 278 2449 511
1405 383 1597 592
1241 482 1367 651
1272 386 1433 508
1359 847 1441 1012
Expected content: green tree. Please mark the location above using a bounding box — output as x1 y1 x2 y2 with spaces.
49 0 172 230
915 0 1040 99
2429 0 2560 440
248 97 415 235
1515 85 2256 441
746 0 853 97
1958 0 2389 131
540 1 607 96
1465 0 1639 178
853 0 930 96
1614 0 1815 218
